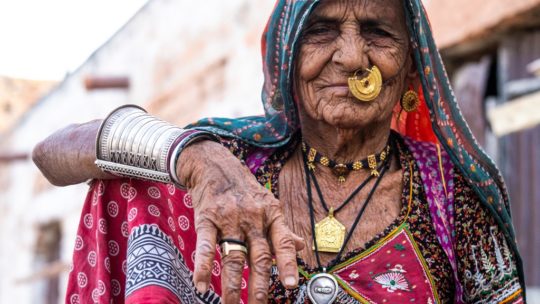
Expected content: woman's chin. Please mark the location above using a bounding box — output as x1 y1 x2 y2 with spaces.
323 114 377 131
318 105 381 130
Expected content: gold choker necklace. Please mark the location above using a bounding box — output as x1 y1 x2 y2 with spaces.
301 142 390 183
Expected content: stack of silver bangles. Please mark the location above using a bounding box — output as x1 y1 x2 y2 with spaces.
95 104 219 189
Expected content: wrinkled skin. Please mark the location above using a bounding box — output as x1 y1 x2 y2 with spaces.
32 0 418 303
287 0 417 267
177 141 304 303
33 120 111 185
297 0 413 132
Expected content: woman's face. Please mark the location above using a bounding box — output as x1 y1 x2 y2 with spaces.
296 0 415 129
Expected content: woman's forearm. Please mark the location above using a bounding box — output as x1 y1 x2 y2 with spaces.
32 119 114 186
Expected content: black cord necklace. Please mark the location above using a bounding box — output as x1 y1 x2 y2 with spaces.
309 168 373 214
303 138 393 270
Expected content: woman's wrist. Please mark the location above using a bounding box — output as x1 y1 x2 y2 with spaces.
176 140 229 189
168 130 221 189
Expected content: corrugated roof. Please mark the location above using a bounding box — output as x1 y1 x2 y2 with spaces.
426 0 540 50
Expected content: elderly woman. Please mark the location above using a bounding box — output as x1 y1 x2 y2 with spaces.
33 0 525 303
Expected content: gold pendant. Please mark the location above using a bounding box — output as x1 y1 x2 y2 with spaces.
348 66 383 102
332 164 349 184
313 208 346 253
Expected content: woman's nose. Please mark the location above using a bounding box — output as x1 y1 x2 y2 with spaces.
332 32 368 72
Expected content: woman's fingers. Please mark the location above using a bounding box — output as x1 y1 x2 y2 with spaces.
246 237 273 303
268 213 301 289
220 249 247 304
291 231 306 251
191 171 301 300
193 218 218 293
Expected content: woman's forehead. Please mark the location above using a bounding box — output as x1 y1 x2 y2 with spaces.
309 0 403 22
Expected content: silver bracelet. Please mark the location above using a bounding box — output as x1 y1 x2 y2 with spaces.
96 105 142 163
168 130 221 190
108 110 146 159
95 105 220 187
95 105 183 183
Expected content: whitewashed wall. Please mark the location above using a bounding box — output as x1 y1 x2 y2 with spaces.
0 0 274 302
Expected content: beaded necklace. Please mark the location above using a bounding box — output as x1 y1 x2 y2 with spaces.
302 142 390 183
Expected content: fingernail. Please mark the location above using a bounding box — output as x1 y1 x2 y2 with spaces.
285 276 297 287
196 282 208 293
256 292 266 300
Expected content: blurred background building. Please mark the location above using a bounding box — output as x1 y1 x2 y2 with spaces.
0 0 538 303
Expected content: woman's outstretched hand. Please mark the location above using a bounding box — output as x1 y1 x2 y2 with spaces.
179 141 304 304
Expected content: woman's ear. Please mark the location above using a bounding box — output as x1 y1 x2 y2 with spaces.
406 53 420 89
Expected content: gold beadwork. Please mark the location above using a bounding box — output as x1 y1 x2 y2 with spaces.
380 150 387 161
302 142 389 182
308 148 316 163
320 157 330 167
368 154 379 176
348 66 383 102
308 147 317 171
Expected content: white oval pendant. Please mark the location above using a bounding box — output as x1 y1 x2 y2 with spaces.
307 273 339 304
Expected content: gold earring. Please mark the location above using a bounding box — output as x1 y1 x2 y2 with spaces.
348 66 383 102
401 90 419 112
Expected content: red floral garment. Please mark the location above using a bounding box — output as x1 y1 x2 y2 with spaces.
66 180 236 304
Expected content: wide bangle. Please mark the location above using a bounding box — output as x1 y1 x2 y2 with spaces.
95 105 184 184
95 105 221 187
168 130 221 190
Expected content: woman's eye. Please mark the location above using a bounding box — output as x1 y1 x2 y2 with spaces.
306 25 335 36
302 24 339 43
363 27 392 38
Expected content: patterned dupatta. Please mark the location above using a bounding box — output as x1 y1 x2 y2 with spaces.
189 0 525 295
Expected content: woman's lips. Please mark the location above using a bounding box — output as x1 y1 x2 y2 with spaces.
323 84 350 97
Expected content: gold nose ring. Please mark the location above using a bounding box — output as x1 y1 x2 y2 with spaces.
347 66 383 102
